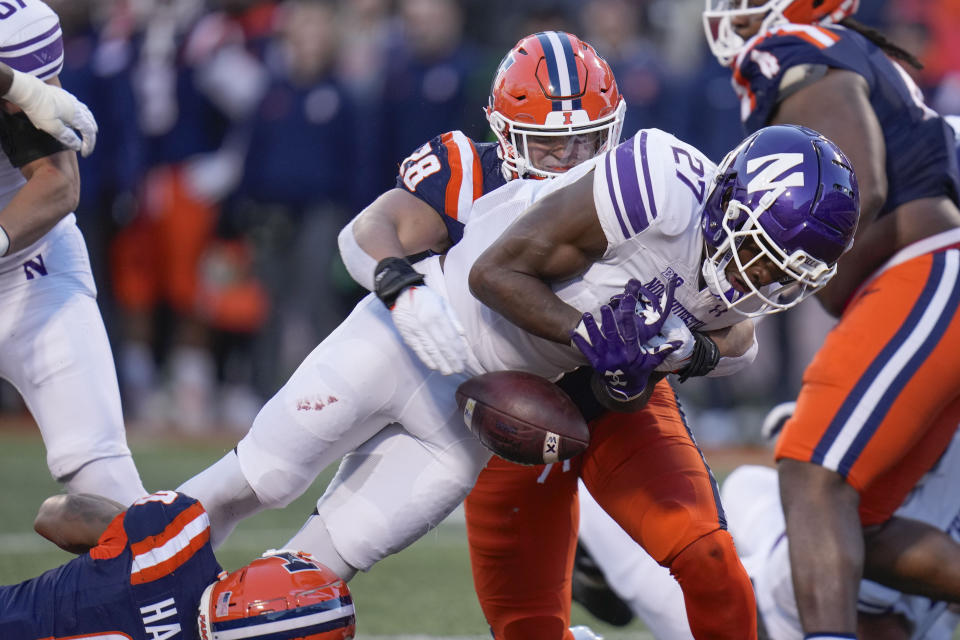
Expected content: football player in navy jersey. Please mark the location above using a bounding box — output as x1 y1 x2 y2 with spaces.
701 1 960 637
0 490 355 640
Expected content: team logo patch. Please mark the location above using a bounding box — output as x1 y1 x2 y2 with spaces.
216 591 232 617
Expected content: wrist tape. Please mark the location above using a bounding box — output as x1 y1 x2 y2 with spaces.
677 332 720 382
374 257 424 308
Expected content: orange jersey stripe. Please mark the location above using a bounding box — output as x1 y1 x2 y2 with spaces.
732 62 756 114
129 501 206 557
441 132 464 219
469 139 483 202
89 512 128 561
131 526 210 585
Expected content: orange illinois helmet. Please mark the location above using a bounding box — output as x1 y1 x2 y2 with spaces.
198 550 355 640
703 0 860 65
485 31 626 180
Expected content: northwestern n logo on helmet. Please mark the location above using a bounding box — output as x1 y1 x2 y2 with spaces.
746 153 804 194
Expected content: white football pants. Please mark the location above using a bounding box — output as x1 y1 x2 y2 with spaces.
233 292 491 568
0 219 145 505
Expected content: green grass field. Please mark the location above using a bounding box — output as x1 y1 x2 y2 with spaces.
0 427 657 639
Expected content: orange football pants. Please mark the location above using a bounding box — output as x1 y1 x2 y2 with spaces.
776 246 960 525
465 379 757 639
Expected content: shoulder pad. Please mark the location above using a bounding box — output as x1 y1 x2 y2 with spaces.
396 130 485 223
593 128 714 249
733 25 866 130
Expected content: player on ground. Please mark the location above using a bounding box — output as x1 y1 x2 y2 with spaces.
181 106 857 640
701 1 960 636
575 404 960 639
0 0 145 506
337 32 756 640
0 490 355 639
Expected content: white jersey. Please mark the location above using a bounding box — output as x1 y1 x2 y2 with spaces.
728 444 960 639
441 128 742 379
0 0 74 271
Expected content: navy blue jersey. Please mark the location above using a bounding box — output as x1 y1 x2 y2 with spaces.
394 130 506 244
0 491 222 640
733 23 960 216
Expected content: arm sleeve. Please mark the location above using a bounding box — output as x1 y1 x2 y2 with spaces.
337 214 378 291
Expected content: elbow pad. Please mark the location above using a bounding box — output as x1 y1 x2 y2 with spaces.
337 215 378 291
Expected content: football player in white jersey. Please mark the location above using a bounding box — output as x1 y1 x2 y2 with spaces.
179 124 858 636
0 1 145 506
575 408 960 639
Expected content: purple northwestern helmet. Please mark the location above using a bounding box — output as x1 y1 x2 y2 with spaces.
701 124 859 317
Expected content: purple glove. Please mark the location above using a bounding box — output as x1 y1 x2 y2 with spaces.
571 278 680 401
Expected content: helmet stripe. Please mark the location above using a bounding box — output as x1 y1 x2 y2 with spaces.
212 598 355 639
556 32 583 111
214 613 355 640
535 32 581 111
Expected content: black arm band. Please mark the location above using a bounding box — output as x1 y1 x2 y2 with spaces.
677 332 720 383
374 257 425 308
0 110 66 167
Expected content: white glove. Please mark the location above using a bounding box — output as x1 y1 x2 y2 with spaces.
391 285 469 375
651 311 696 373
4 69 98 157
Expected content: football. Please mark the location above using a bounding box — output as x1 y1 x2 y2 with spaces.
456 371 589 465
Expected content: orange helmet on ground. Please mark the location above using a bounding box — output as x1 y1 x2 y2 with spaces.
485 31 626 180
703 0 860 65
198 550 355 640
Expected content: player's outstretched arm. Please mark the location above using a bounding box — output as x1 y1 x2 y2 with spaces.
470 170 607 344
34 493 125 554
0 65 97 157
339 188 451 291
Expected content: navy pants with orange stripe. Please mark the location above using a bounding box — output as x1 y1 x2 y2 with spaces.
465 379 757 639
776 246 960 525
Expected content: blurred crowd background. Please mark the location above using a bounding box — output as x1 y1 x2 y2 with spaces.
14 0 958 443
